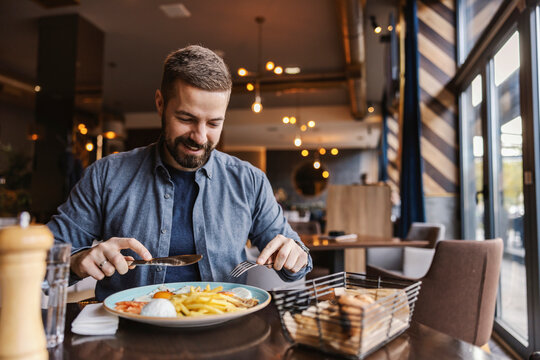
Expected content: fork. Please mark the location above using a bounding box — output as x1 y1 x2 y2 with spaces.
229 260 274 278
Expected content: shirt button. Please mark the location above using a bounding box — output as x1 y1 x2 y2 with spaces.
164 194 170 199
156 266 162 272
161 229 166 234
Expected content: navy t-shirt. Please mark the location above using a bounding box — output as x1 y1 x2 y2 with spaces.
164 165 201 282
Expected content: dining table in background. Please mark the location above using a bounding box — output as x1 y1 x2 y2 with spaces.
51 302 493 360
300 234 430 273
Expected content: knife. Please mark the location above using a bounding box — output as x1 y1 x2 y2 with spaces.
129 254 203 267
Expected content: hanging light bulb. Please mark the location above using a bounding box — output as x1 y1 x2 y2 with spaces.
294 136 302 147
252 96 263 113
246 83 254 91
301 149 309 157
274 66 283 75
313 161 321 169
300 125 307 132
319 148 326 155
265 61 275 71
307 120 315 128
85 142 94 151
322 170 329 178
238 68 248 76
282 116 290 124
289 116 296 124
331 148 339 155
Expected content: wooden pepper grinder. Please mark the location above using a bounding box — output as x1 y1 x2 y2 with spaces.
0 212 53 360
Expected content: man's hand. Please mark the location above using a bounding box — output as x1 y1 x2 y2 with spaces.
257 235 308 273
70 237 152 280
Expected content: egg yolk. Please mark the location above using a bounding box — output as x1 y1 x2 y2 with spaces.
153 291 173 299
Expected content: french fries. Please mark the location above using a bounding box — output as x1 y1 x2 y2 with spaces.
168 284 257 317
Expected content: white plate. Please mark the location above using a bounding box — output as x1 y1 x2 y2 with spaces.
103 281 271 328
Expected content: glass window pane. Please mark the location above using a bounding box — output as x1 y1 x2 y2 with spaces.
462 74 485 239
492 31 528 342
461 0 504 61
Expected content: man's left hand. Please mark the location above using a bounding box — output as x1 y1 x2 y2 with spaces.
257 235 308 273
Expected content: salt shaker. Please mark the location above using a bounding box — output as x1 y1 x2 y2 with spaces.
0 212 53 360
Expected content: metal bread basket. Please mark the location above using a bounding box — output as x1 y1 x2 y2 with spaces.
272 272 422 359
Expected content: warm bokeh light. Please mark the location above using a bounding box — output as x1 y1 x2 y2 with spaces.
313 161 321 169
387 25 393 31
104 131 117 139
274 66 283 75
301 149 309 157
237 68 248 76
331 148 339 155
307 120 315 128
374 26 382 34
112 151 119 154
319 148 326 155
85 142 94 151
34 85 41 92
300 125 307 132
30 134 38 141
294 136 302 147
77 123 86 130
322 171 329 178
282 116 290 124
252 101 262 113
368 106 375 113
285 67 301 74
289 116 296 124
246 83 254 91
265 61 275 71
80 128 88 135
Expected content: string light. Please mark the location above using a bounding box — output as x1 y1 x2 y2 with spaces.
104 131 117 139
331 148 339 155
307 120 315 128
30 134 38 141
265 61 274 71
80 128 88 135
274 66 283 75
289 116 296 124
319 148 326 155
313 161 321 169
301 150 309 157
237 68 248 76
85 142 94 151
294 136 302 147
300 125 307 131
282 116 290 124
322 171 329 178
246 83 254 91
368 106 375 113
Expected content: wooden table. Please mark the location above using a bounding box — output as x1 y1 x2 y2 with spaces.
300 234 430 273
49 303 493 360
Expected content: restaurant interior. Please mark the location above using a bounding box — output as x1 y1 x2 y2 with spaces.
0 0 539 359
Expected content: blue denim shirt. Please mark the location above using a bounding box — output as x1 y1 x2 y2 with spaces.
47 142 312 300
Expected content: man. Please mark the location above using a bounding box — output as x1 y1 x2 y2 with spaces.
47 45 312 300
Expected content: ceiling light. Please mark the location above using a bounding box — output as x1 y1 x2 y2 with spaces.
85 142 94 151
238 68 248 76
289 116 296 124
282 116 290 124
34 85 41 92
331 148 339 155
252 96 262 113
159 3 191 18
374 26 382 34
387 25 393 31
301 150 309 157
294 136 302 147
30 134 38 141
307 120 315 128
319 148 326 155
274 66 283 75
313 161 321 169
104 131 117 139
370 16 382 34
322 171 329 178
266 61 275 71
300 125 307 131
285 67 301 74
368 106 375 113
80 128 88 135
246 83 254 91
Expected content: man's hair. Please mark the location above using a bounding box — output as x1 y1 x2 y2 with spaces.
160 45 232 105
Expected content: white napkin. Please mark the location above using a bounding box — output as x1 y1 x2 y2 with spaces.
71 303 119 335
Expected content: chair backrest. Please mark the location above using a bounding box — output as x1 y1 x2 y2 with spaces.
289 221 321 235
412 238 503 346
406 222 446 248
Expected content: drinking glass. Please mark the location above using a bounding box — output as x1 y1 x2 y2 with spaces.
41 243 71 348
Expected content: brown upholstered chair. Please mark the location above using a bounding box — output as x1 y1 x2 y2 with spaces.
367 238 503 347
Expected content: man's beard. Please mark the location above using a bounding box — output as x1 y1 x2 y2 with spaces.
165 132 215 170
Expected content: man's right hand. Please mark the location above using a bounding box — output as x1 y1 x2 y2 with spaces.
70 237 152 281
